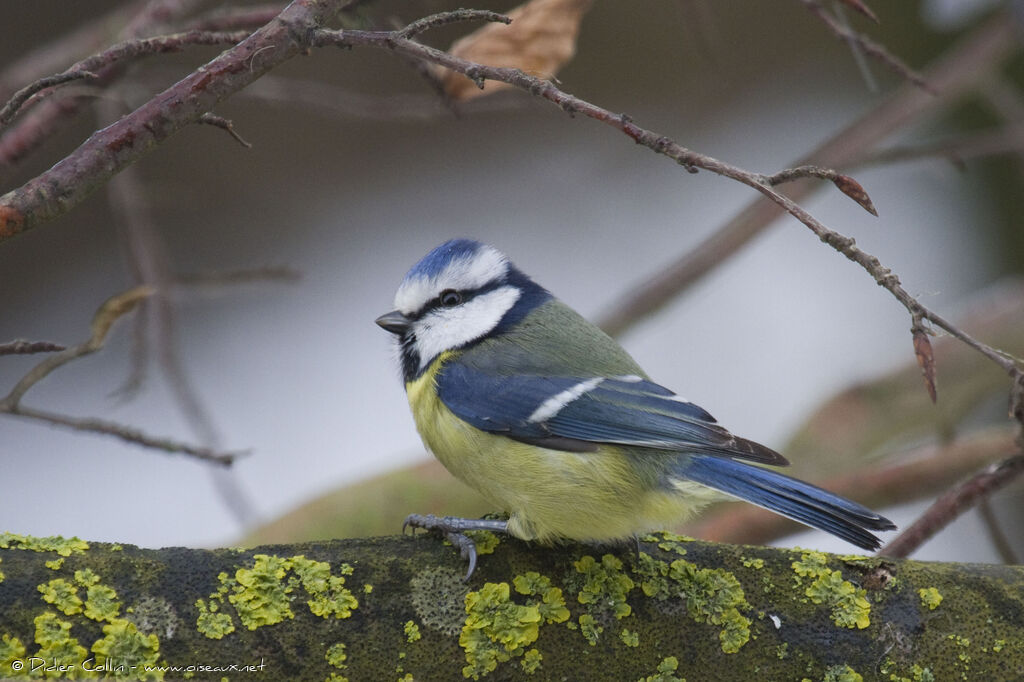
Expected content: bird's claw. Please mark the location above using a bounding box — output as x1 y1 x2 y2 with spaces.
402 514 493 580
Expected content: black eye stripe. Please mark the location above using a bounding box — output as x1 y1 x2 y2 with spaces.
410 279 508 320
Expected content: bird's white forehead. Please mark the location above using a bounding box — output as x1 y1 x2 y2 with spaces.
394 245 509 315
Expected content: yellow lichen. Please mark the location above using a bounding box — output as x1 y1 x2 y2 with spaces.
638 655 685 682
578 614 602 645
91 619 162 680
466 530 500 555
0 533 88 556
195 599 235 640
326 642 348 669
0 633 27 673
197 554 358 639
573 554 634 619
823 664 863 682
792 551 870 629
619 628 640 647
404 620 422 643
32 612 89 676
635 553 751 653
520 648 542 674
512 572 570 624
38 578 83 616
918 587 942 611
84 583 121 622
459 582 541 679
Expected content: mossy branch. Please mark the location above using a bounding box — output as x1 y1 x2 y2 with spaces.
0 532 1021 680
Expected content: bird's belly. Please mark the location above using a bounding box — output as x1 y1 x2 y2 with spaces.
406 372 715 542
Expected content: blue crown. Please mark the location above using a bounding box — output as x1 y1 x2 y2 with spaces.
404 238 486 281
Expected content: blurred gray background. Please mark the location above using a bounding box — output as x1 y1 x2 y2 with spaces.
1 1 1021 560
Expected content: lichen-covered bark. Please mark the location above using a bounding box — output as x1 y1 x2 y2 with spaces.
0 531 1021 681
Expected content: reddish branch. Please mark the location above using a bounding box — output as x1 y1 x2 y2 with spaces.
0 30 252 128
0 0 347 240
880 455 1024 558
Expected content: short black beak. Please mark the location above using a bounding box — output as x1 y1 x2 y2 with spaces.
375 310 411 335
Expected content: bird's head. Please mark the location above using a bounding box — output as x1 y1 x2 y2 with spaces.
376 239 550 381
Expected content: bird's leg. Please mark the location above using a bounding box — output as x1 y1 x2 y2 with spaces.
402 514 509 580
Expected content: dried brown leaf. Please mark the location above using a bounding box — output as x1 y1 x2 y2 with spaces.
89 285 154 348
439 0 594 101
833 173 878 216
913 327 938 403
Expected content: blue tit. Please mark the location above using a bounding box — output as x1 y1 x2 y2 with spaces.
376 239 895 576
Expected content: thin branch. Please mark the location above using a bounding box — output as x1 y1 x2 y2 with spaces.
6 404 242 466
800 0 933 93
879 454 1024 558
0 30 252 128
395 9 510 40
595 13 1017 337
0 0 349 239
0 0 145 99
198 112 253 148
0 286 236 467
0 72 98 126
0 0 208 169
0 340 66 355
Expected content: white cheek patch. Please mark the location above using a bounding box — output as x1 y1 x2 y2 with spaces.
395 246 509 315
413 285 521 370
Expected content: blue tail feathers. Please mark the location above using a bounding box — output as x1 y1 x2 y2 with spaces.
679 455 896 551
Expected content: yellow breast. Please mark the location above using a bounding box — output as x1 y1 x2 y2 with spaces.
404 353 721 543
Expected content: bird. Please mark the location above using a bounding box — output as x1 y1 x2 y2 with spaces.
376 239 895 577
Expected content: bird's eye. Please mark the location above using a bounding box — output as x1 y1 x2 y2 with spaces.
439 289 463 307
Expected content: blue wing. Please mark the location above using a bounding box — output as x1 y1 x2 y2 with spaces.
436 362 787 465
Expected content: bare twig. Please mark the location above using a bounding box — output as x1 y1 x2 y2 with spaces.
0 0 144 99
1 30 251 128
0 72 99 126
879 454 1024 558
595 14 1016 337
0 0 207 169
395 9 510 40
0 340 66 355
198 112 253 148
800 0 933 92
8 404 244 466
0 286 237 466
0 0 348 239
